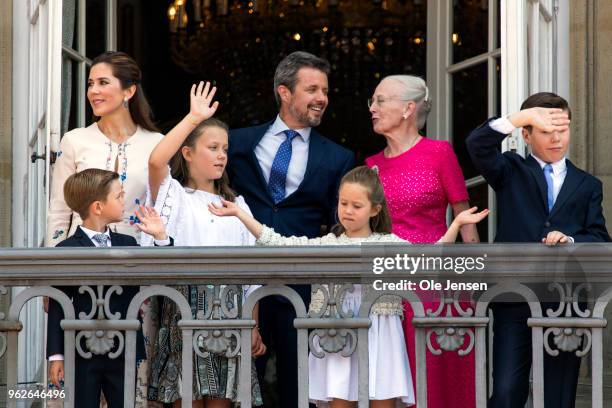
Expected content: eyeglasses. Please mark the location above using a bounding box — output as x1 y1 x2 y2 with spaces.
367 97 412 108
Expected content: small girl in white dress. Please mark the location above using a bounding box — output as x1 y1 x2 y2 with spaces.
209 165 489 408
143 82 265 407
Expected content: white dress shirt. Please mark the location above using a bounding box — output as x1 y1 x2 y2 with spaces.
81 226 112 247
254 115 311 199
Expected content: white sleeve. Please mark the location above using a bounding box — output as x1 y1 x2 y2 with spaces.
141 170 183 246
235 196 261 298
256 225 324 246
46 132 78 247
236 196 257 246
489 117 516 134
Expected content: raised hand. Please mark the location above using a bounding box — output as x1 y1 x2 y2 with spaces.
189 81 219 123
208 198 240 217
454 206 489 226
509 107 570 133
134 205 168 240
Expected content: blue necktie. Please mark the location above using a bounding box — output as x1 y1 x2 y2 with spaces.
92 233 110 247
543 164 554 211
268 130 299 204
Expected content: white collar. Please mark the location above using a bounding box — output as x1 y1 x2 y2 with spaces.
268 115 311 142
532 154 567 175
79 225 111 241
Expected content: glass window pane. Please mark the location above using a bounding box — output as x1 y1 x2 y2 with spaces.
496 0 501 49
118 0 138 58
61 58 79 135
452 63 488 180
126 1 428 163
466 183 488 241
452 0 489 63
496 57 501 116
62 0 77 49
86 0 106 59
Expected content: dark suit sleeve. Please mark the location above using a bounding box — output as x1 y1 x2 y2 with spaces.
573 180 611 242
327 150 355 229
47 240 77 357
46 287 74 357
465 119 513 191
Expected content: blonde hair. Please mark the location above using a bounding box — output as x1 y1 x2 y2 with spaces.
331 166 393 236
64 168 119 220
383 75 432 130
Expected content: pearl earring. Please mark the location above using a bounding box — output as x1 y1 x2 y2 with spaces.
123 98 129 108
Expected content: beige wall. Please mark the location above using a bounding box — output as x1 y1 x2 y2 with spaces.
0 0 10 400
571 4 612 402
570 0 612 223
0 0 11 248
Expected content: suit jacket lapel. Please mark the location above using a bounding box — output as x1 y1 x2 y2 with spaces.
299 130 326 189
73 226 96 247
525 155 549 212
109 230 128 246
248 122 274 203
550 160 585 217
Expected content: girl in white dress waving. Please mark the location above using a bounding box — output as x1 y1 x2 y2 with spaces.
144 82 265 407
209 165 488 408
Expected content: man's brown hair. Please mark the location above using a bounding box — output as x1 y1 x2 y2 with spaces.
63 169 119 219
520 92 572 132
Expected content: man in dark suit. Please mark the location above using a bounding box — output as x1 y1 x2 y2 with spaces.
466 92 610 408
227 51 355 406
47 168 171 408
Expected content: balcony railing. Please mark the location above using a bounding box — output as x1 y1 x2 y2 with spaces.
0 243 611 408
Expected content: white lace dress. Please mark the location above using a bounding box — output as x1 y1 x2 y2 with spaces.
142 173 262 405
257 226 415 407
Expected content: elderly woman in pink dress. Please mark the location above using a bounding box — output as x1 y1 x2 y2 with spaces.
365 75 479 408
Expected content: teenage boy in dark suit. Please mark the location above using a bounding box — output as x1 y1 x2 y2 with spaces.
466 92 610 408
47 168 172 408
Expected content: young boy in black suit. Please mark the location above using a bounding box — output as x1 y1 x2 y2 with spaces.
466 92 610 408
47 168 171 408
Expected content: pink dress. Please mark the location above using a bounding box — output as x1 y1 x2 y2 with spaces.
366 137 475 408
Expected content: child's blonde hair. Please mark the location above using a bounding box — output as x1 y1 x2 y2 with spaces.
332 165 393 236
64 168 119 220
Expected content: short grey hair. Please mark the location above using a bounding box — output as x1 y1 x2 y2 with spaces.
273 51 331 107
382 75 432 130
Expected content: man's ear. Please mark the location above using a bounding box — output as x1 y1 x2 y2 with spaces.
277 85 292 104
